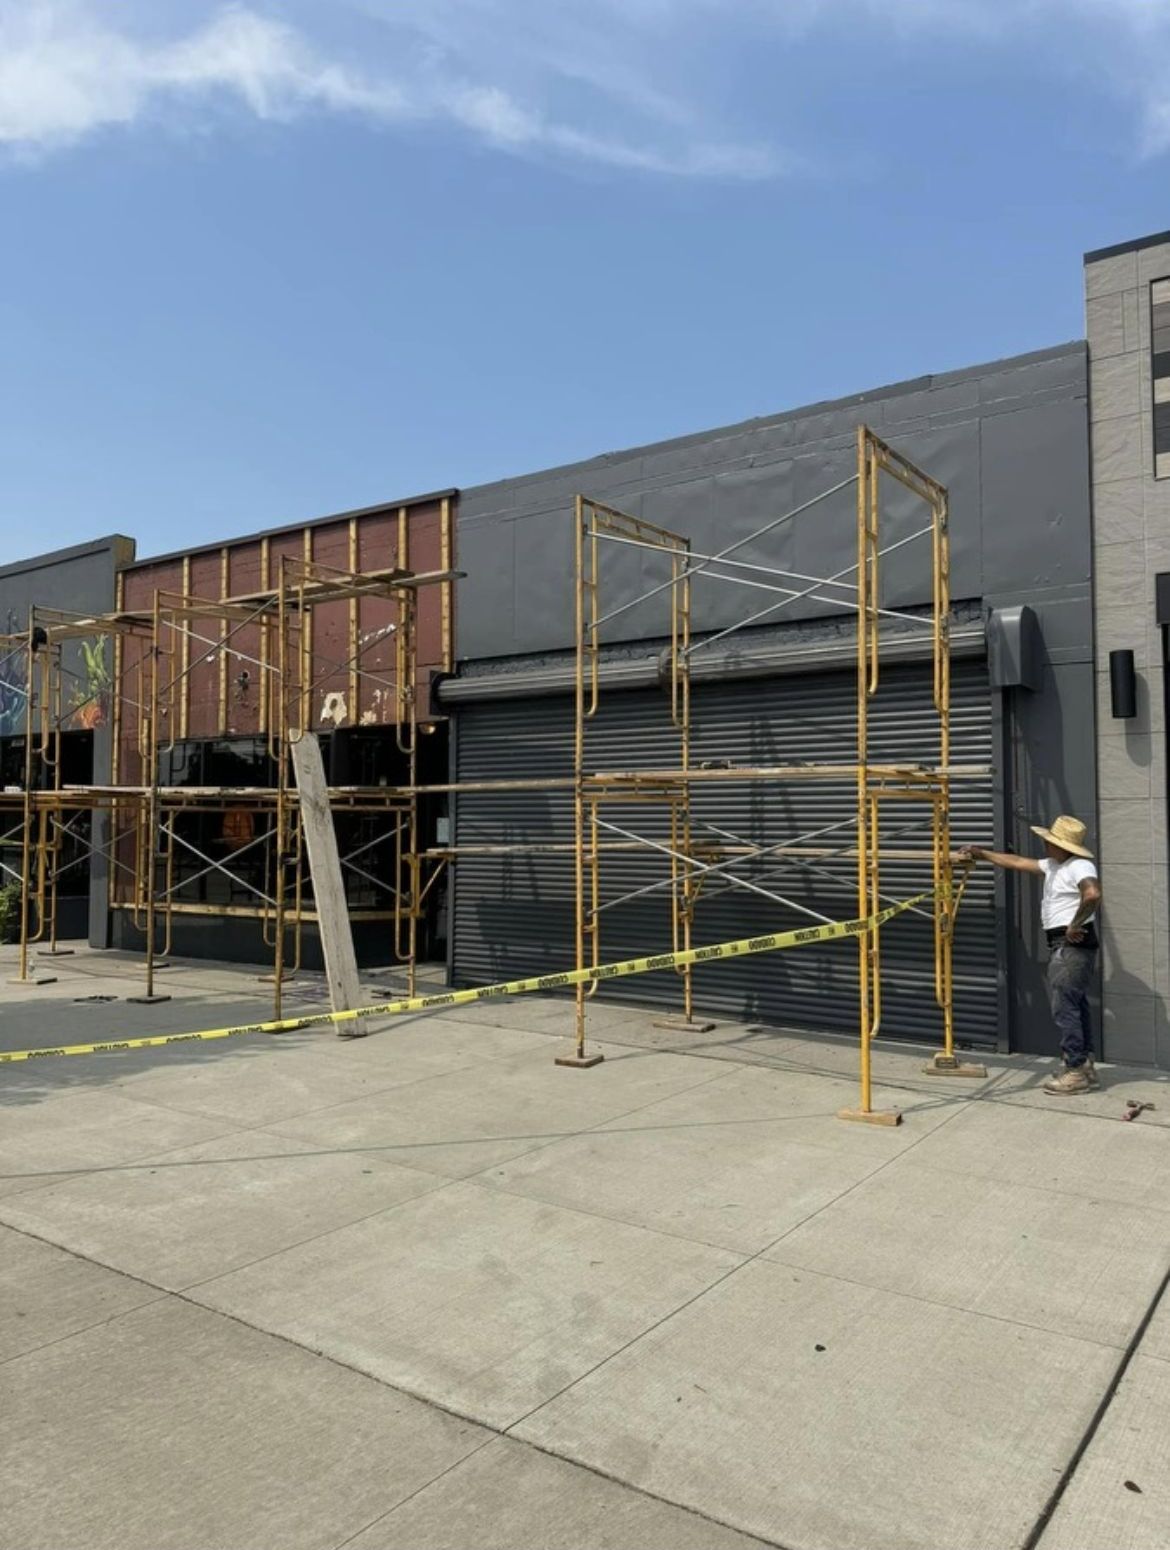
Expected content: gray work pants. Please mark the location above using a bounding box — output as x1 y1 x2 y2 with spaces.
1047 941 1095 1068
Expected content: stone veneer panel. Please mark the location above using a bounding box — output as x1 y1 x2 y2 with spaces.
1088 237 1170 1066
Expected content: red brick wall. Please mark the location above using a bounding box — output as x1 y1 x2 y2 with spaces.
115 497 452 748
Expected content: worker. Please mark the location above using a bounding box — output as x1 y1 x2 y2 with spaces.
961 815 1102 1095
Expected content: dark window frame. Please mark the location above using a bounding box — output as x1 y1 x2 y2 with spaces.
1152 279 1170 475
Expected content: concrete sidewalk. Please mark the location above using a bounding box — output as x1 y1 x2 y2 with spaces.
2 944 1170 1550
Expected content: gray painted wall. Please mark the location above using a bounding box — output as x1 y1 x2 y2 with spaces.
455 344 1095 1058
0 536 133 698
0 535 134 945
458 344 1091 667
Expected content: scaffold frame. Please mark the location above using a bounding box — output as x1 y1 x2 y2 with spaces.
0 424 986 1123
562 424 985 1119
1 554 455 1016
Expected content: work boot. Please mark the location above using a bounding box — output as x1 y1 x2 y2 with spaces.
1084 1056 1100 1089
1044 1065 1092 1096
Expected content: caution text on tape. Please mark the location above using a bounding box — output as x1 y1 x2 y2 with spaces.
0 891 931 1065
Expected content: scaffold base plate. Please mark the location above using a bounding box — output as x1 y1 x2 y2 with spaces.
126 993 172 1005
922 1053 988 1078
555 1052 605 1069
837 1106 902 1127
8 976 57 987
652 1016 717 1033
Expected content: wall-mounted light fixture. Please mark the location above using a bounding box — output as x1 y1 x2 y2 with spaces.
1109 649 1136 719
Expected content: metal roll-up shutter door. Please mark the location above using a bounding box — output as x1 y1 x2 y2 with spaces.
452 659 997 1049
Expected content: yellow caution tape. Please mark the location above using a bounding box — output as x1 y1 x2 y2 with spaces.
0 890 931 1065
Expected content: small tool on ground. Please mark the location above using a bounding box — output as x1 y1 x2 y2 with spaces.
1123 1099 1155 1121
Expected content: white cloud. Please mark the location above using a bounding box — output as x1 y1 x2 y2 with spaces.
795 0 1170 145
0 5 407 148
353 0 1170 166
1 0 1169 174
1142 96 1170 155
0 1 781 177
704 0 1170 152
440 80 781 176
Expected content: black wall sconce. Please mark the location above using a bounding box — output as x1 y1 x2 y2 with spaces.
1109 649 1136 719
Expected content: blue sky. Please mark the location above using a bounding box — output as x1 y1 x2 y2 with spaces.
1 1 1168 563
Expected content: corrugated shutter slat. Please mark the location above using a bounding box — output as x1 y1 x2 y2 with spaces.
452 661 997 1048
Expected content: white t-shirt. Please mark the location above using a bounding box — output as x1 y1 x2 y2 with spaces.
1039 857 1098 931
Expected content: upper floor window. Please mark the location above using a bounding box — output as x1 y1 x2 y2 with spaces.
1154 278 1170 478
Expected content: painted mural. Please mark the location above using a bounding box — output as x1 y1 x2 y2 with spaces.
69 638 112 730
0 613 111 737
0 610 26 737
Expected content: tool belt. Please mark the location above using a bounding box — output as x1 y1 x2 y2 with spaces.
1046 924 1098 950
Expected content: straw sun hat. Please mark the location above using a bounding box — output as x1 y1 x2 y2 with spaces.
1030 815 1093 859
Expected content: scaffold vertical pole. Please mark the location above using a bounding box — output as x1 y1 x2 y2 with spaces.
128 591 170 1004
840 429 900 1125
560 495 603 1067
923 481 986 1078
8 620 47 986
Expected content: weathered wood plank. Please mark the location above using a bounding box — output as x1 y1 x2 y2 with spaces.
290 733 362 1019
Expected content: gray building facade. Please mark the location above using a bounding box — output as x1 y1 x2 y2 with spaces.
18 229 1170 1069
446 344 1095 1058
1086 230 1170 1067
0 535 134 943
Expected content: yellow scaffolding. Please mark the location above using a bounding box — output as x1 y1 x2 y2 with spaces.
1 423 985 1122
1 555 453 1015
563 425 986 1120
1 607 152 987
